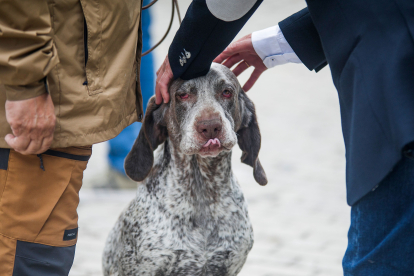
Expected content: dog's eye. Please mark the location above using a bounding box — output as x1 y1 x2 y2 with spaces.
222 90 232 98
178 93 189 99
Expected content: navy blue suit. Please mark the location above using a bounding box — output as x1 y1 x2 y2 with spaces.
279 1 414 205
168 0 262 80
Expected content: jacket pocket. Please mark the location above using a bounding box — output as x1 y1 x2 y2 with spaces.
80 0 103 95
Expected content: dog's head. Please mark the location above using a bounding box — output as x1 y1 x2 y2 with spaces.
125 63 267 185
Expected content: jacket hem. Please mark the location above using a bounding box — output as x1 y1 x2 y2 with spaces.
0 110 138 149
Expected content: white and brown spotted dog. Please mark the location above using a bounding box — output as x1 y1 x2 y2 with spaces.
103 63 267 276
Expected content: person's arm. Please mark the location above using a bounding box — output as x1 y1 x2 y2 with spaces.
251 25 302 68
214 8 327 91
0 0 59 98
0 0 58 154
278 8 326 72
155 0 263 104
213 24 304 91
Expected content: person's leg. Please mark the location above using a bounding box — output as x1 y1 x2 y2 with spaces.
343 148 414 276
0 147 91 276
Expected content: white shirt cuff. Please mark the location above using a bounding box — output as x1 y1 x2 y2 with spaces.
252 25 302 68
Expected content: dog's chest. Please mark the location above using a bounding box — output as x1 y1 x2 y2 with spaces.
120 182 253 276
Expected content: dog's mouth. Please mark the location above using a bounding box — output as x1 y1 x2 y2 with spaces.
203 138 221 148
198 138 224 156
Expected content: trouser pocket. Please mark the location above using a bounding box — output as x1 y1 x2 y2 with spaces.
404 149 414 161
0 148 90 247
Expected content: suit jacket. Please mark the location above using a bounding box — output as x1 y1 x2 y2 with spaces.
168 0 262 80
279 1 414 205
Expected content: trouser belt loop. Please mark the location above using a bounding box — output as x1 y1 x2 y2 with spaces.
0 148 10 170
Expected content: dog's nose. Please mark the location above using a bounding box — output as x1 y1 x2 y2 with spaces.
196 119 222 139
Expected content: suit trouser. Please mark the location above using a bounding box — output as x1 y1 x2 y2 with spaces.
343 146 414 275
0 147 91 276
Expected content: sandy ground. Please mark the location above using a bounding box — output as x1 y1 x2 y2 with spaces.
70 1 351 275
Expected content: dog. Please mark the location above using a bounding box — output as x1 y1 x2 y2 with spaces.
103 63 267 276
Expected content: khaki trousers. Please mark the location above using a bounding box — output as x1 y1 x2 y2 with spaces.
0 147 91 275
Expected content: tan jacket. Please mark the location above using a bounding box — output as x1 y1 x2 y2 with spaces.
0 0 144 148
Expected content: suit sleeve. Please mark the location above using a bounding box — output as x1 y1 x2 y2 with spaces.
0 0 59 100
279 8 327 72
169 0 263 80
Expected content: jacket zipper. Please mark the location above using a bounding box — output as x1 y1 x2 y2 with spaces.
83 18 88 85
84 18 88 66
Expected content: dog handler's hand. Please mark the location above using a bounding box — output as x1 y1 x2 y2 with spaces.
214 34 267 92
155 55 174 104
5 93 56 155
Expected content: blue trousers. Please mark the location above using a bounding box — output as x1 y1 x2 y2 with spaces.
343 148 414 275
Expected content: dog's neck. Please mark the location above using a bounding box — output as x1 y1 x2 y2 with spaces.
149 138 234 205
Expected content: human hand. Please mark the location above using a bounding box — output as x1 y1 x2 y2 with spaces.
5 93 56 155
214 34 267 92
155 55 174 104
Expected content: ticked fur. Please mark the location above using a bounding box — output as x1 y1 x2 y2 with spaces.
103 64 266 276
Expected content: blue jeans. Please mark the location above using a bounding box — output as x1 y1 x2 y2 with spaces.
343 148 414 275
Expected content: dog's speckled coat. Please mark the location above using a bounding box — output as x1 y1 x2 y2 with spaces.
103 64 267 276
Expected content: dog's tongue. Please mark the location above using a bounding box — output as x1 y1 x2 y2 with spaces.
203 138 221 148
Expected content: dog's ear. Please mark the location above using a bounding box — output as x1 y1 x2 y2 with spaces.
237 90 268 186
125 97 168 182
